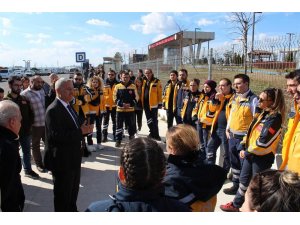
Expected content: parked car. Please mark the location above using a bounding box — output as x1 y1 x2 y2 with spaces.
24 70 35 77
13 69 24 77
36 69 51 76
0 69 14 81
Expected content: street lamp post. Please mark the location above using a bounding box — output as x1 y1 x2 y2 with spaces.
23 59 31 71
287 32 295 62
270 45 274 61
250 12 262 73
194 28 201 64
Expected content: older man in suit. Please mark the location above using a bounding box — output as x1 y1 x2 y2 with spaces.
44 78 93 212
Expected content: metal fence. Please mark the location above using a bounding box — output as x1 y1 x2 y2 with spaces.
127 34 300 91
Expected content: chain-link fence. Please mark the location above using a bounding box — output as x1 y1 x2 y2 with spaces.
127 34 300 94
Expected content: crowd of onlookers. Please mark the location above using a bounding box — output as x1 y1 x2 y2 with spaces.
1 67 300 212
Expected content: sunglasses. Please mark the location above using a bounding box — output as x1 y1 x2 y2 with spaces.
258 98 271 103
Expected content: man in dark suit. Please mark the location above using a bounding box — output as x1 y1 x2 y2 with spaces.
0 100 24 211
44 78 93 212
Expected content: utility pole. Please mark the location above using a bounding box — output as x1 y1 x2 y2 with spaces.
270 45 274 61
250 12 262 73
243 20 248 74
232 44 237 65
194 28 201 64
287 32 295 62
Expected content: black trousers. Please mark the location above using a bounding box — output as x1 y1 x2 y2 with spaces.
102 107 116 138
144 106 160 138
135 109 143 131
52 166 81 212
116 111 136 141
166 109 176 129
87 114 103 144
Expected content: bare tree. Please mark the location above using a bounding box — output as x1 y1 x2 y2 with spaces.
227 12 262 74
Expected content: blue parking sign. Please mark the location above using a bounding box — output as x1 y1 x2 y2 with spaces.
76 52 86 62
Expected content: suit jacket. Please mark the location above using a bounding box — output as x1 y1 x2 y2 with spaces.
44 98 83 172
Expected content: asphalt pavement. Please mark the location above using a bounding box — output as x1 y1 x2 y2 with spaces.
0 75 237 212
20 111 235 212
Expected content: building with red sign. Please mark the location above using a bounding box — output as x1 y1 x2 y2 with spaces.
148 31 215 62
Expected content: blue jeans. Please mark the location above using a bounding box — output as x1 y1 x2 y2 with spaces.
228 136 244 188
233 152 274 208
197 123 211 161
19 134 32 172
206 128 230 173
176 108 183 124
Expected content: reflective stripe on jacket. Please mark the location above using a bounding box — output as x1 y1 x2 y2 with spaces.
141 78 162 109
243 111 282 156
113 82 138 112
209 92 234 133
193 94 214 127
228 90 258 135
162 80 177 111
103 79 119 110
280 103 300 173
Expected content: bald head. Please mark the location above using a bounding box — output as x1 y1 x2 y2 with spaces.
0 100 22 134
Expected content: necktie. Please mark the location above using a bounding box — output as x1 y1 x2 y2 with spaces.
67 104 80 128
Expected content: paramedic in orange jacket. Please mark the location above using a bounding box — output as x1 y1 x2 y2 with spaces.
181 78 201 129
206 78 234 173
141 68 162 141
162 70 178 128
71 72 93 157
280 69 300 173
102 69 119 142
86 76 106 152
221 88 285 212
195 80 217 160
223 74 258 195
113 71 138 147
174 69 190 124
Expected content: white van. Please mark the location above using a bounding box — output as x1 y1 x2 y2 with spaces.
0 69 13 81
13 69 24 77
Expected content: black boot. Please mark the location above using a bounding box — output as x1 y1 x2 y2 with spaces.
102 135 108 143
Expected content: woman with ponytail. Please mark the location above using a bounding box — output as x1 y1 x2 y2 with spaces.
241 169 300 212
221 88 286 212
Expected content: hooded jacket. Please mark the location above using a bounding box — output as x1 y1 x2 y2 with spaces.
86 181 190 212
163 153 227 211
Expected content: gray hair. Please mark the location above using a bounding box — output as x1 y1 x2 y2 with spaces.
55 77 72 91
0 100 21 126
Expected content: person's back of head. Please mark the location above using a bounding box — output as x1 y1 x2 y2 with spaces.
166 124 199 156
120 137 166 190
243 169 300 212
0 100 21 135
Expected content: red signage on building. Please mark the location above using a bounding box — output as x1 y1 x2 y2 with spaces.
149 34 177 49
